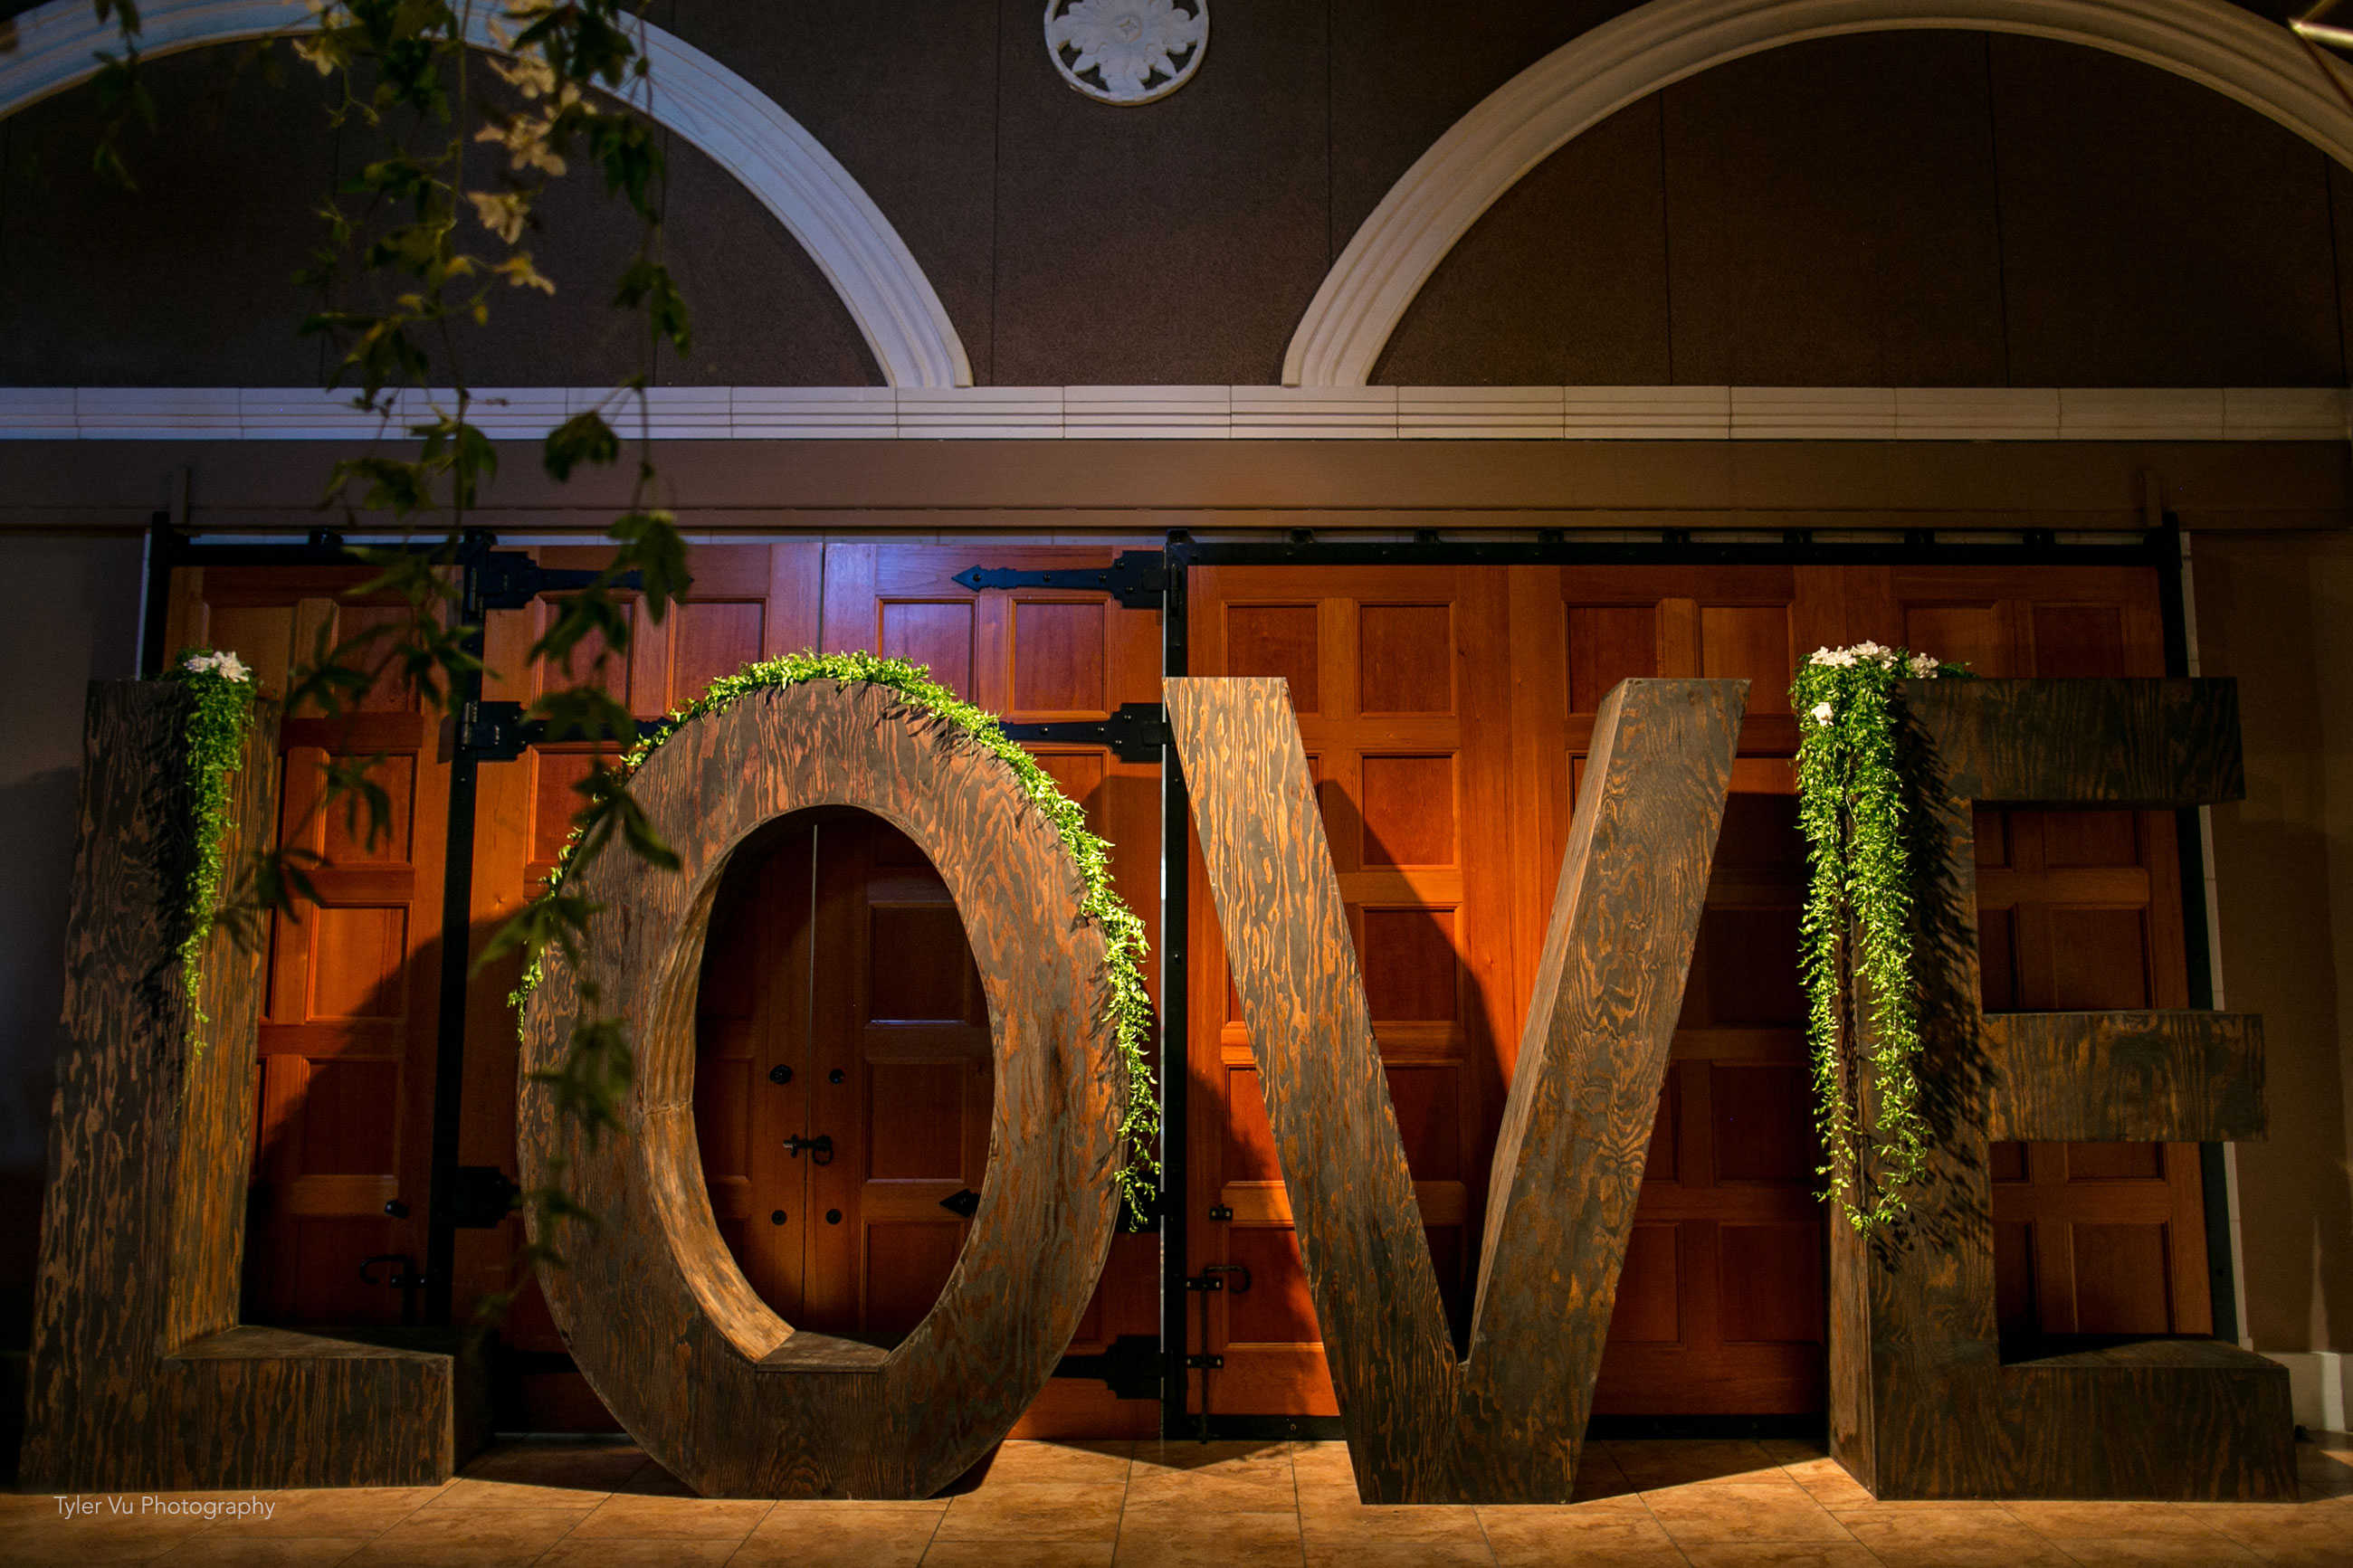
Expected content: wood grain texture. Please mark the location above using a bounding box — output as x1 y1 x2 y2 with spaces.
516 679 1126 1497
1829 676 2291 1502
1168 675 1744 1504
22 681 457 1492
1986 1012 2264 1143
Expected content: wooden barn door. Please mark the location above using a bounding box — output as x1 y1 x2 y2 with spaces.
1508 566 1841 1416
813 543 1165 1436
160 565 450 1326
1843 565 2214 1339
1186 558 2210 1421
1184 566 1520 1415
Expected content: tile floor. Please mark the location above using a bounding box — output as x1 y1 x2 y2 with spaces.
3 1431 2347 1567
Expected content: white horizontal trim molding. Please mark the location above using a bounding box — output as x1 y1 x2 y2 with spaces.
0 0 972 388
1 385 2343 442
1285 0 2353 387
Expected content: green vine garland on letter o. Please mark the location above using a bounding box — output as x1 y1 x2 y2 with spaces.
1793 641 1968 1232
160 649 260 1056
510 651 1162 1224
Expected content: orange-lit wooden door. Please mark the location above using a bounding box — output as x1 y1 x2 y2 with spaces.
161 565 449 1324
1847 565 2214 1339
1186 566 1519 1416
468 542 819 1425
814 542 1164 1435
1510 566 1840 1415
695 811 990 1340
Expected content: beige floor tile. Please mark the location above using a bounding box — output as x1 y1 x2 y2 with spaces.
568 1495 774 1540
919 1543 1114 1567
1301 1545 1498 1568
1121 1457 1296 1513
1111 1507 1301 1567
976 1441 1135 1487
1479 1504 1681 1565
1643 1478 1855 1544
153 1536 373 1567
1758 1438 1834 1467
1778 1457 1881 1509
2003 1499 2243 1539
1681 1545 1881 1568
0 1520 205 1566
933 1482 1127 1543
422 1477 614 1512
1833 1506 2074 1563
1605 1439 1783 1490
1298 1492 1488 1546
730 1502 945 1567
2192 1504 2353 1557
338 1505 589 1564
2048 1535 2266 1564
209 1487 448 1535
531 1541 743 1568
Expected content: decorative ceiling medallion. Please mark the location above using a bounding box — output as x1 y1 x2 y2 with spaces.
1044 0 1207 105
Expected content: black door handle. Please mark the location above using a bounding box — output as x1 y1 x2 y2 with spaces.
782 1134 834 1165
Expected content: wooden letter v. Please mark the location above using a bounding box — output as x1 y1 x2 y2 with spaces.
1167 676 1747 1503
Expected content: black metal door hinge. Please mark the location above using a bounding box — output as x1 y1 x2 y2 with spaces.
1185 1354 1224 1370
951 551 1166 609
456 699 671 762
999 701 1167 763
468 551 658 616
444 1165 519 1229
1053 1334 1163 1400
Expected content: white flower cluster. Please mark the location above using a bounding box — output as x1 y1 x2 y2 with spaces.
1804 642 1943 725
184 650 252 683
1805 641 1939 679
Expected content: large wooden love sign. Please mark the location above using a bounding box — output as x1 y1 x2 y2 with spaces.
1169 675 1747 1505
517 679 1126 1497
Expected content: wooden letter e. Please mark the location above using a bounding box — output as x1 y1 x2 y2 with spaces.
1168 675 1745 1504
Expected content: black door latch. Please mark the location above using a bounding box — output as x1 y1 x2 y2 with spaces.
782 1134 834 1165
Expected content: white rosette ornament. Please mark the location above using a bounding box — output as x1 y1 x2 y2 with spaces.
1045 0 1207 104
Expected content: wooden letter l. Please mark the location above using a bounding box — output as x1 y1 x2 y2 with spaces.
1167 676 1747 1504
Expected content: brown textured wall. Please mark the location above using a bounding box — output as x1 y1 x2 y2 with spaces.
1380 33 2347 387
2196 533 2353 1359
5 13 2351 388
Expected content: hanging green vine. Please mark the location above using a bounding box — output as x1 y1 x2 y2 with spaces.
507 651 1162 1223
1793 641 1968 1232
159 649 261 1056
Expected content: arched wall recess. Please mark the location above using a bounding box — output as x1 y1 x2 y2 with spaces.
0 0 973 387
1284 0 2353 387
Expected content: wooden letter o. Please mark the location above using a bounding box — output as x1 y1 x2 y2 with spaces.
518 679 1126 1497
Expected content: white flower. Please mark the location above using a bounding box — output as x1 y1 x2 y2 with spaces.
1811 701 1834 726
183 650 252 683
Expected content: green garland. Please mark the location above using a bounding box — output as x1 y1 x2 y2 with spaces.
160 650 261 1056
515 651 1161 1221
1792 642 1967 1232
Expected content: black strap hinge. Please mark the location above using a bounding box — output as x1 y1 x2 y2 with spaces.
950 550 1166 609
999 702 1167 764
443 1165 519 1229
457 699 670 762
469 550 659 616
1052 1334 1162 1400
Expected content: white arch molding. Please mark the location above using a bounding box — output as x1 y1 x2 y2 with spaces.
1285 0 2353 387
0 0 973 387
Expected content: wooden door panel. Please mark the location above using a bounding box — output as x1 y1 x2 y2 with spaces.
163 568 448 1327
813 545 1166 1437
1190 566 1514 1411
1857 564 2211 1342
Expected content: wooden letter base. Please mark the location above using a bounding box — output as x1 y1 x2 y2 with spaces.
23 683 457 1491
